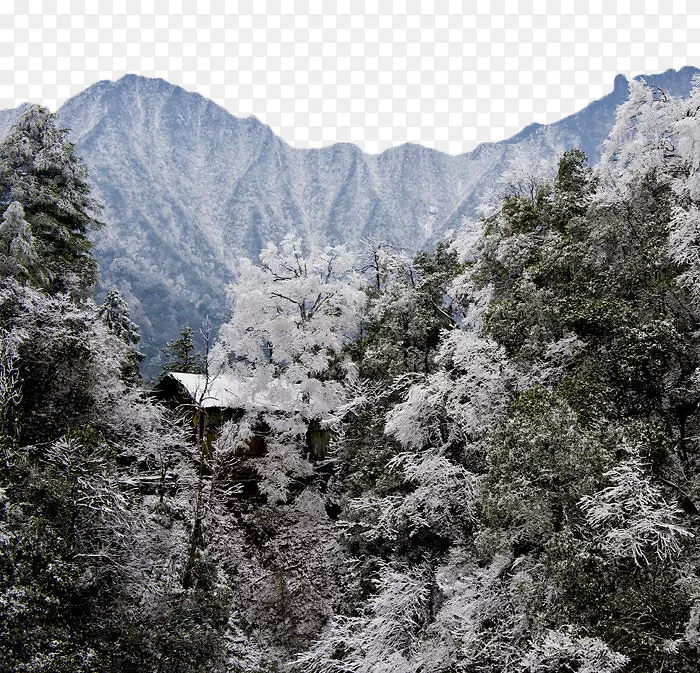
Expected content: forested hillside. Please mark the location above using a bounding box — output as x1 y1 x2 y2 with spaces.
2 78 700 672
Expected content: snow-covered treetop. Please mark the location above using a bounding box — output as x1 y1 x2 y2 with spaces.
0 104 101 228
215 233 363 381
99 288 141 346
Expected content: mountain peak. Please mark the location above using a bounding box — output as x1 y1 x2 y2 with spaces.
115 73 169 85
111 73 191 98
613 73 628 92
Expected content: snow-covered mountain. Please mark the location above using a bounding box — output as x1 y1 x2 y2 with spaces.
2 66 698 373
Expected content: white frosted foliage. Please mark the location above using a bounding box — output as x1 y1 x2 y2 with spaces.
213 234 364 501
580 458 692 565
0 201 37 270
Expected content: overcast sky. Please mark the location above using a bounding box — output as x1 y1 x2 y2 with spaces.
1 0 695 154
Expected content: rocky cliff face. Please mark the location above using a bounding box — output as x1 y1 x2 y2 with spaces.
2 67 698 373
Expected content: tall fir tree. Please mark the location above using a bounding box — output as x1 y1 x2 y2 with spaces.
0 104 102 296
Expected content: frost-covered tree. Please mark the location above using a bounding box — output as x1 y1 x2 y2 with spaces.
521 627 629 673
354 241 463 378
99 288 143 381
0 105 102 295
598 76 700 314
295 561 433 673
0 273 248 672
0 328 22 439
0 201 39 281
580 456 692 566
478 141 559 217
219 233 362 378
214 233 363 502
345 330 513 549
99 288 141 346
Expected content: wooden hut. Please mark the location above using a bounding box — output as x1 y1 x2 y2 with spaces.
154 371 331 459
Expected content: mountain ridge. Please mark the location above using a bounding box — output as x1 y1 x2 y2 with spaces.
1 66 698 374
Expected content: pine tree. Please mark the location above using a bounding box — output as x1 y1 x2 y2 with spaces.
99 288 144 382
161 323 204 374
98 288 141 345
0 105 102 296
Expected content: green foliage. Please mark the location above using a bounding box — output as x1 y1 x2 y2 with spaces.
550 148 594 226
467 144 700 670
161 323 204 375
483 388 610 555
351 241 463 378
501 193 542 234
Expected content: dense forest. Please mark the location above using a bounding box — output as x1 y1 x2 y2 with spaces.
1 78 700 672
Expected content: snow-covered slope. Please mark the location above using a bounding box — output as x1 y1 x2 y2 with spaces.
2 67 698 373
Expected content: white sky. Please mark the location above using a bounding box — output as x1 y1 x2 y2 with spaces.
0 0 695 154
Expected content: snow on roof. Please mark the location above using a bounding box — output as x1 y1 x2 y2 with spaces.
164 371 292 412
166 372 247 408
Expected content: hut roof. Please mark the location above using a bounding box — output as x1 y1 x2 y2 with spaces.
165 372 245 409
161 371 291 412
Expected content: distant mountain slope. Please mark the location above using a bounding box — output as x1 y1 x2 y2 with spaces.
0 105 26 141
2 67 698 374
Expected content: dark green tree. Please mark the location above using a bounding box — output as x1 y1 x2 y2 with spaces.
469 148 700 670
352 241 463 378
0 105 102 296
161 323 204 374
